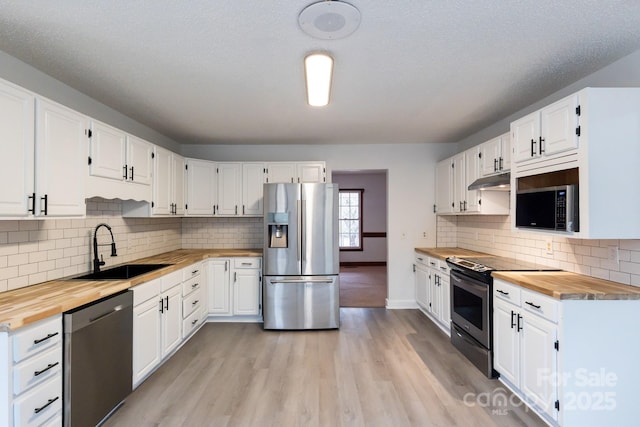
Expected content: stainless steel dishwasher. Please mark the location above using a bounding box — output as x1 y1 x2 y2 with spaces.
63 290 133 426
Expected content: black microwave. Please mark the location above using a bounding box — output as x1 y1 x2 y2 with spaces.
515 185 579 232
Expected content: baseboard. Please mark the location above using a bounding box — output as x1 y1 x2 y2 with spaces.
385 298 419 309
340 261 387 267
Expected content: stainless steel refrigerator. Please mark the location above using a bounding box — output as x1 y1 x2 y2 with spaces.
263 183 339 329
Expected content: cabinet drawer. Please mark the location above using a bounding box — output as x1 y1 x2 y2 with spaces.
182 287 204 319
521 289 558 323
12 316 62 364
131 278 161 306
493 279 521 306
182 275 203 297
182 306 203 337
13 375 62 427
436 261 450 275
161 269 183 292
233 258 261 269
414 254 429 267
13 346 62 396
41 412 62 427
182 262 202 281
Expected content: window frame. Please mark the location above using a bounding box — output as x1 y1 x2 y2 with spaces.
338 188 364 251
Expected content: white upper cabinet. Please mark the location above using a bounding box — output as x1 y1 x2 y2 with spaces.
512 93 579 164
265 161 326 183
87 120 153 201
35 97 87 217
0 79 35 217
480 132 511 176
463 147 481 212
434 159 453 214
216 163 242 216
172 154 185 216
242 163 265 216
185 159 217 216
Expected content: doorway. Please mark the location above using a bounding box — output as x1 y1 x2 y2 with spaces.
332 170 388 308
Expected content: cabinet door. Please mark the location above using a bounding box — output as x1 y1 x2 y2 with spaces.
242 163 265 216
153 147 172 215
452 153 465 213
172 154 185 215
297 162 325 183
540 94 579 156
127 135 153 186
493 298 520 386
89 120 126 181
512 111 540 163
430 271 442 319
464 148 480 212
186 159 216 216
480 137 501 176
435 159 453 214
208 259 231 315
265 162 295 183
414 265 429 310
216 163 241 215
520 313 558 421
161 285 182 358
439 273 451 327
499 132 511 172
133 297 161 387
233 268 260 315
0 81 34 217
35 98 87 217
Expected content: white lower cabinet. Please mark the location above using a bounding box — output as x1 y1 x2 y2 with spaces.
208 257 262 319
182 262 206 338
0 315 63 427
414 252 450 333
132 282 162 387
493 278 640 427
493 280 558 422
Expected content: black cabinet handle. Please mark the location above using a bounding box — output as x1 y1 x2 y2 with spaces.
499 157 503 170
235 205 238 215
517 314 523 332
165 295 169 310
192 270 199 275
192 283 199 289
539 137 545 154
123 165 128 180
242 205 245 215
192 300 199 306
34 396 59 414
28 193 36 214
463 201 467 211
34 362 59 377
130 166 134 180
159 299 164 313
510 310 516 329
497 289 509 296
191 319 198 326
530 139 535 157
41 194 48 215
494 158 498 172
33 332 58 345
525 301 542 309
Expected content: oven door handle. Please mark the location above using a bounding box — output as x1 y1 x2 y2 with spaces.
451 273 488 294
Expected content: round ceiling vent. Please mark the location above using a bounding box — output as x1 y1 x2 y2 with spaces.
298 1 361 40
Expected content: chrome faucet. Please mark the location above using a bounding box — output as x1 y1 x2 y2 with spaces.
93 223 117 274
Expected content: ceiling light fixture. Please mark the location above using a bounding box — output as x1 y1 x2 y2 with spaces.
304 53 334 107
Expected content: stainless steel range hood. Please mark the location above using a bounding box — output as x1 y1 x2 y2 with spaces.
468 172 510 191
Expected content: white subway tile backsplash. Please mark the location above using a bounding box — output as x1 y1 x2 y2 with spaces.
437 214 640 287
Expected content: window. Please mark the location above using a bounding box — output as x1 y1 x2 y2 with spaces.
339 189 363 250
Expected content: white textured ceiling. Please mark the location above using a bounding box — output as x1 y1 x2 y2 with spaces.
1 1 640 145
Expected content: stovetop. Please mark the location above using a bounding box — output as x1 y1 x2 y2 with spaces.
446 255 560 282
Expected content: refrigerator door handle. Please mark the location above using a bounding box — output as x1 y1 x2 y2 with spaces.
301 200 306 263
297 199 302 262
268 279 335 284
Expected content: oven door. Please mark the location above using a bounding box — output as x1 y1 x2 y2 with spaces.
450 269 490 348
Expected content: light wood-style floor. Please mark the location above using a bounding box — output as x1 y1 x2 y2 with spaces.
104 309 545 427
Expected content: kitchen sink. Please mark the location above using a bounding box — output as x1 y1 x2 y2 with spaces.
71 264 173 280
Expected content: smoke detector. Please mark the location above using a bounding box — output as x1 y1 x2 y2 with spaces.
298 1 361 40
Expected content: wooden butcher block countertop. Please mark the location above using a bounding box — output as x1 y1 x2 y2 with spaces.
0 248 262 331
492 271 640 301
415 247 490 260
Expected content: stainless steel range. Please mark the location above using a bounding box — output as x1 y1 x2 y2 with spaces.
446 256 558 378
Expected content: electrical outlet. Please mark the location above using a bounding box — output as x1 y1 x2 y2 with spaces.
608 246 619 263
422 231 428 239
545 238 553 255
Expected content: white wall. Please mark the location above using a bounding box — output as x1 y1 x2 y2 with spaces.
332 171 387 264
182 143 456 308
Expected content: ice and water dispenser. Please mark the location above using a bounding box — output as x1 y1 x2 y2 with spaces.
267 212 289 248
